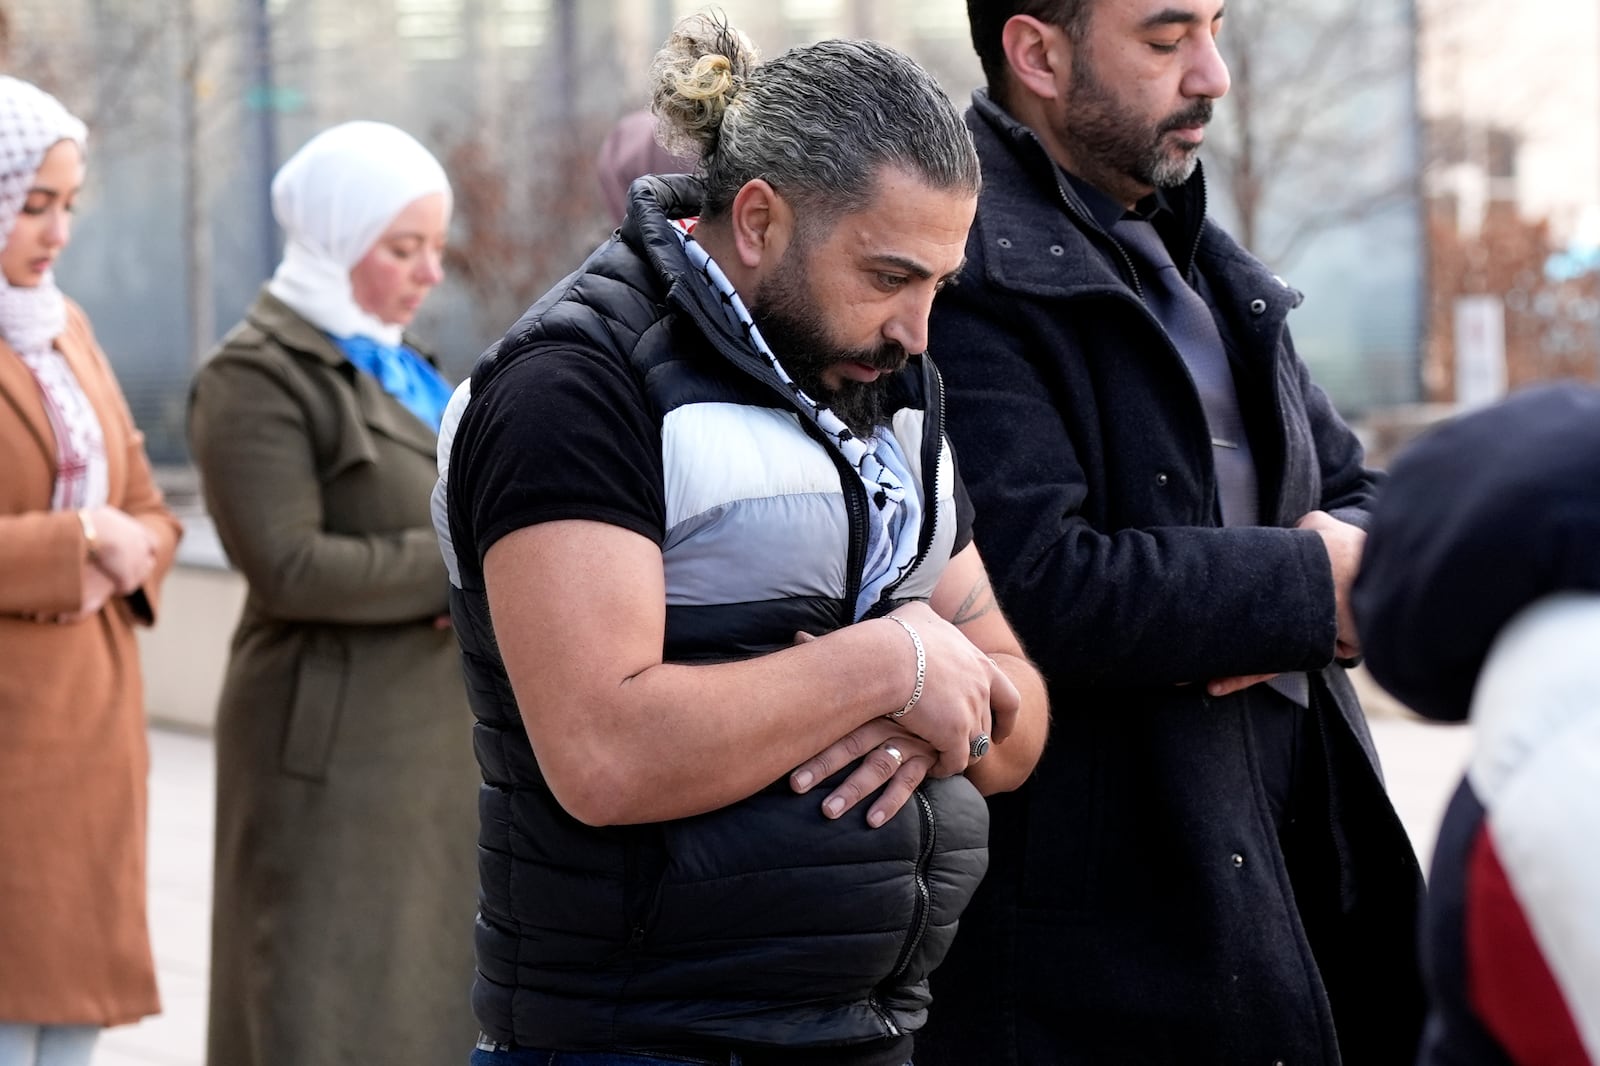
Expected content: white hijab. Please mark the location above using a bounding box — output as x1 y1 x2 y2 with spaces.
266 121 452 347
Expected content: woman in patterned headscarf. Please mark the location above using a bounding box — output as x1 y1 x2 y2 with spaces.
0 76 181 1066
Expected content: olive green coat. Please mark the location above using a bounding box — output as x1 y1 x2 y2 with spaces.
189 289 479 1066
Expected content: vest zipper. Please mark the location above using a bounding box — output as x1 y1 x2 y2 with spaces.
792 419 868 627
837 459 869 627
866 357 946 617
668 292 872 626
663 273 927 1041
868 789 935 1036
867 994 902 1038
884 789 936 984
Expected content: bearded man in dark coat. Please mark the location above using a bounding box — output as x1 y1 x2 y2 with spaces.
917 2 1428 1064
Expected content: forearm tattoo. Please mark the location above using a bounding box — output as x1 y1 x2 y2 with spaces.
951 576 997 626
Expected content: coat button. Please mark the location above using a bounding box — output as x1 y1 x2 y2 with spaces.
1231 853 1245 868
1249 298 1268 315
1155 472 1170 486
1049 244 1064 256
997 237 1013 248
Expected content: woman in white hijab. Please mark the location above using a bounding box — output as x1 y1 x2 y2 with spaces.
188 122 480 1066
0 76 181 1066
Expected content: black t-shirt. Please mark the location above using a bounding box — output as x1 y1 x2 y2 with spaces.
451 345 666 569
452 343 975 581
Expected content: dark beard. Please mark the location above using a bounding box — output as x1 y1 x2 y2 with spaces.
1063 46 1213 193
751 262 907 439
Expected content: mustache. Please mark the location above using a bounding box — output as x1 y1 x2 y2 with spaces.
1159 98 1213 134
843 343 910 373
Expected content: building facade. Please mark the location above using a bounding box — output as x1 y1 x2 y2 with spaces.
5 0 1428 460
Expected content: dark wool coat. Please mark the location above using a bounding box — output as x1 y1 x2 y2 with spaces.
189 290 480 1066
914 92 1426 1066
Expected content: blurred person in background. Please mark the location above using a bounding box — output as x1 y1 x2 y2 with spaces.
188 120 478 1066
595 107 696 225
436 12 1048 1065
0 75 181 1066
917 1 1427 1063
1355 383 1600 1066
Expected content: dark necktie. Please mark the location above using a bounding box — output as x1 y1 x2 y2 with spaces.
1113 217 1258 527
1114 218 1309 706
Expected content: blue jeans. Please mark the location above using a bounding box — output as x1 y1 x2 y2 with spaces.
0 1024 99 1066
470 1044 912 1066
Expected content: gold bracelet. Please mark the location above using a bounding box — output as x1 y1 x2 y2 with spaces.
77 508 99 563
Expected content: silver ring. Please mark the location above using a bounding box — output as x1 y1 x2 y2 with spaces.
883 744 904 767
969 733 991 760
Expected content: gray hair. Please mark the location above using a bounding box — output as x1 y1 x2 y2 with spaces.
650 12 979 228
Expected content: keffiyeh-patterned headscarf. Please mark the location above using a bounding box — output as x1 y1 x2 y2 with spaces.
0 76 105 512
0 76 87 355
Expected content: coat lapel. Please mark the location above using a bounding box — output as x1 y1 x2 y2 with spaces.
54 317 129 503
246 289 440 464
0 338 57 468
349 361 441 460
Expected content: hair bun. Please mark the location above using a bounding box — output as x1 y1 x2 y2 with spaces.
649 12 759 162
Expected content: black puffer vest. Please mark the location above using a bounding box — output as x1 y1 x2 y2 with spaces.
446 175 989 1053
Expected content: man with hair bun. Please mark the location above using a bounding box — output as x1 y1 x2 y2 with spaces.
916 1 1427 1064
435 12 1048 1066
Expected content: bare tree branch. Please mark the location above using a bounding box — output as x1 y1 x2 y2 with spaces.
1206 0 1415 269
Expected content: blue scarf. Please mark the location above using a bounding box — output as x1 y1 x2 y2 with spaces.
333 334 453 431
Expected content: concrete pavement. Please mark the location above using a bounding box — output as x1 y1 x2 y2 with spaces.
94 715 1476 1066
96 729 213 1066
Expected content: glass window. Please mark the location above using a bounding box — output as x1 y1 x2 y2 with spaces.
499 0 550 49
396 0 465 61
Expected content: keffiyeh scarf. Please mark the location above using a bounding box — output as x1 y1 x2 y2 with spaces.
672 222 923 620
0 75 106 511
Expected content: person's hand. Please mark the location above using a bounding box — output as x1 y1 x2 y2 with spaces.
1297 510 1365 657
46 562 117 624
790 716 939 828
790 656 1023 825
988 655 1022 745
87 506 159 595
788 610 1019 822
1204 672 1279 698
789 629 938 827
884 601 1018 779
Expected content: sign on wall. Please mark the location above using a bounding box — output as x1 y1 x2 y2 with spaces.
1454 294 1508 408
